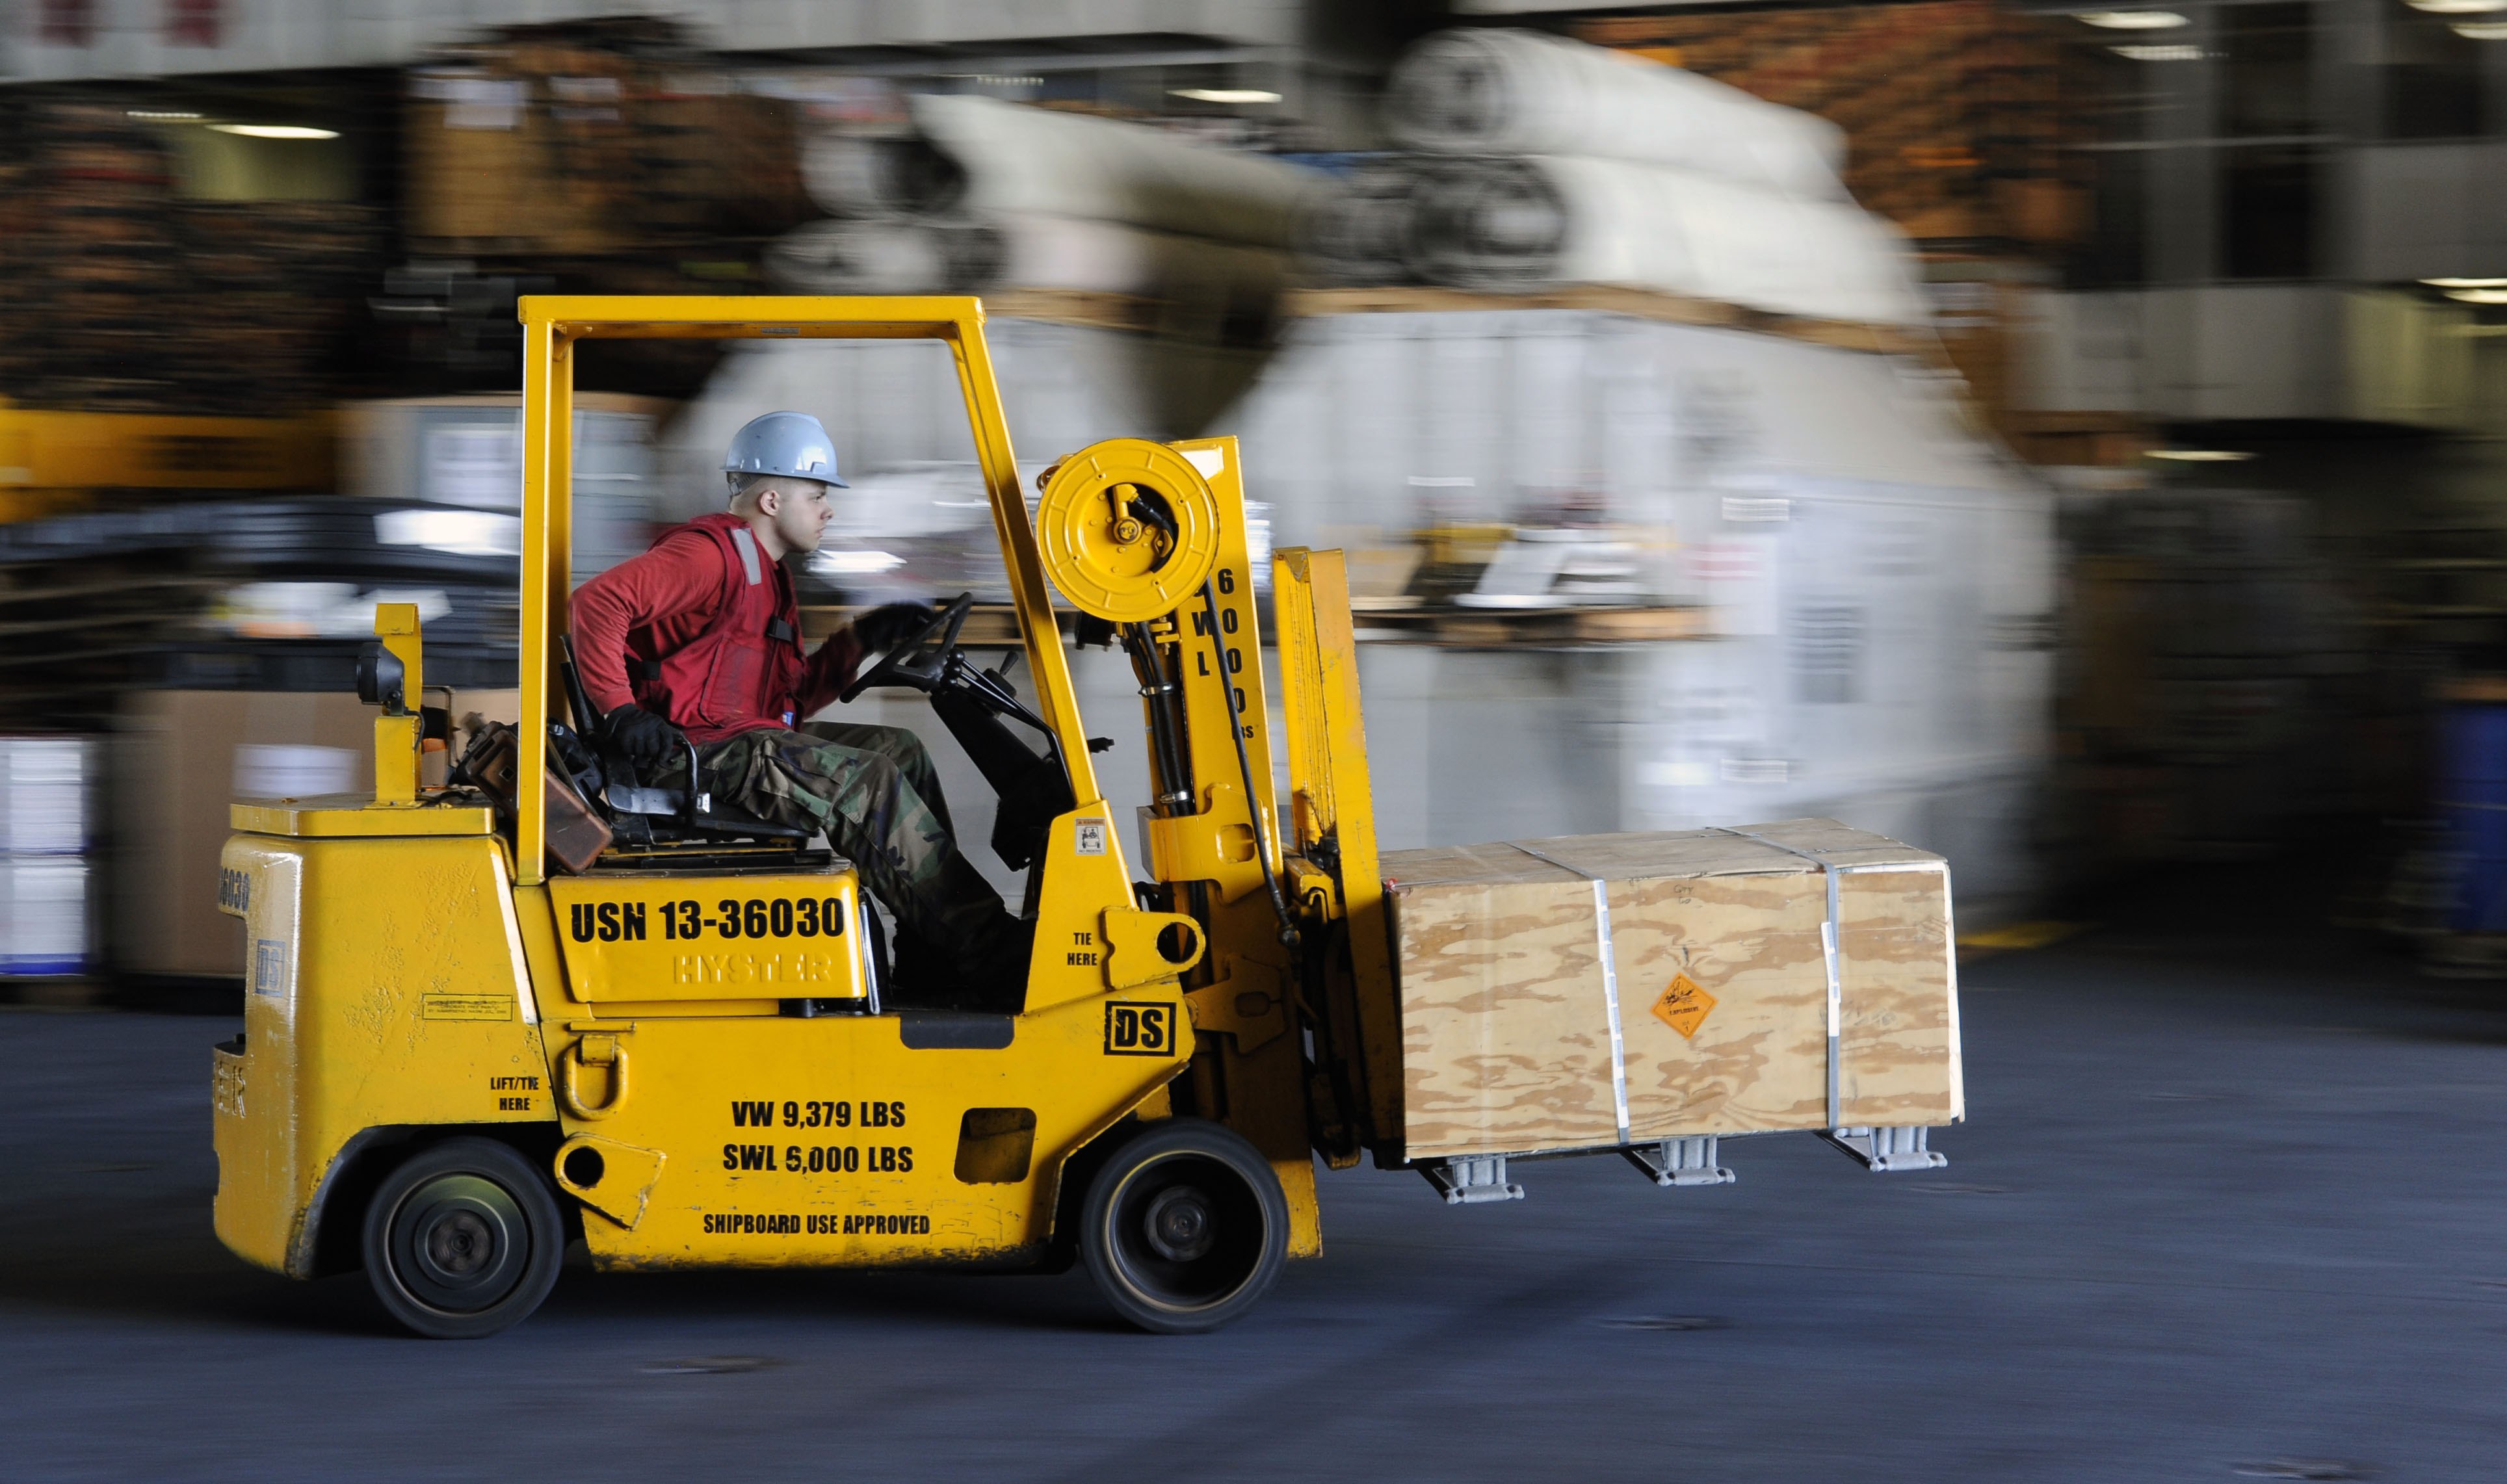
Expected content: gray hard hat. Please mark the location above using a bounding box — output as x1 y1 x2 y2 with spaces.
722 410 848 488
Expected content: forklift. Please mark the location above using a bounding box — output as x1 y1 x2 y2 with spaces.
212 296 1414 1336
211 296 1961 1339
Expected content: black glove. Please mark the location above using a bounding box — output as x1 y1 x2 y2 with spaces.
852 601 936 655
601 704 686 775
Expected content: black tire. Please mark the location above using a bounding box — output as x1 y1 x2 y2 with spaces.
361 1137 563 1340
1077 1119 1288 1334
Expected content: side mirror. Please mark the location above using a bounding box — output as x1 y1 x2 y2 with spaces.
356 642 406 712
365 603 425 807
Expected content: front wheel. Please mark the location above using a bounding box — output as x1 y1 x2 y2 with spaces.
1077 1119 1288 1334
361 1137 564 1340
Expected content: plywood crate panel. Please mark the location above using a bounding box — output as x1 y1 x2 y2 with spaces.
1382 818 1960 1162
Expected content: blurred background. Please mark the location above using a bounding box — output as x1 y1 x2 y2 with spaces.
0 0 2500 1000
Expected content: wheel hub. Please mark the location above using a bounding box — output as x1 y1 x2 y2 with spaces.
1142 1186 1215 1262
391 1174 527 1312
427 1210 493 1276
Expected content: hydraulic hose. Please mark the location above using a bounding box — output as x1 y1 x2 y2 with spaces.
1200 581 1299 950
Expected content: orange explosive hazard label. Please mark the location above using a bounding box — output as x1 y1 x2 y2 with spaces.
1651 974 1716 1039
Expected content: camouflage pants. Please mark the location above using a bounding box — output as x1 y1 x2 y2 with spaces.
694 722 1023 985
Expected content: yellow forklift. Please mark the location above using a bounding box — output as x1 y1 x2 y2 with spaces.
213 296 1411 1336
211 296 1963 1339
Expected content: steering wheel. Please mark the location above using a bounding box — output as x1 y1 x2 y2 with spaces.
839 592 975 703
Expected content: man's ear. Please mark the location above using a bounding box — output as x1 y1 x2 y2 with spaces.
752 484 781 519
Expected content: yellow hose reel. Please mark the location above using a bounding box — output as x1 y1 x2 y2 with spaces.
1034 438 1222 623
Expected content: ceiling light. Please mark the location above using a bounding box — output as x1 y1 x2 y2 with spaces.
2112 42 2207 59
1168 88 1282 104
2070 10 2190 26
2424 276 2507 288
125 109 202 120
2446 287 2507 304
2146 449 2257 462
2408 0 2507 12
2452 19 2507 35
207 124 339 140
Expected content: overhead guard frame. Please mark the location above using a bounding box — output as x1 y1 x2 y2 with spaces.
513 295 1101 885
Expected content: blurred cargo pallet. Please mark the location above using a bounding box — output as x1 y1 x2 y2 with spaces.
2003 411 2151 469
982 289 1162 335
1348 605 1711 647
802 601 1708 649
143 640 516 692
801 603 1032 647
1281 286 1928 358
0 403 334 510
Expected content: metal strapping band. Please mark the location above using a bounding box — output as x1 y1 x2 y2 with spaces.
1508 842 1631 1145
1822 870 1842 1131
1712 827 1846 1131
729 527 763 586
1709 831 1953 1132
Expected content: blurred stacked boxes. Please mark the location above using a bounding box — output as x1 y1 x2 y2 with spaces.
2054 489 2373 873
405 19 811 257
1571 2 2086 254
174 202 380 415
0 99 380 419
0 102 180 414
0 736 94 979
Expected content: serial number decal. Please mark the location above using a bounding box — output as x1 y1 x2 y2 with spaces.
722 1143 914 1174
217 868 251 915
1103 1000 1175 1057
702 1212 932 1236
567 898 854 944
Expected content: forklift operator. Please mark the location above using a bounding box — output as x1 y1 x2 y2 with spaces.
570 410 1030 1008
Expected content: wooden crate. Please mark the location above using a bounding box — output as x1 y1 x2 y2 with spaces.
1381 819 1960 1162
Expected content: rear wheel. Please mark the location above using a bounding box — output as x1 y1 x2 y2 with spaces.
361 1138 563 1340
1078 1119 1287 1334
